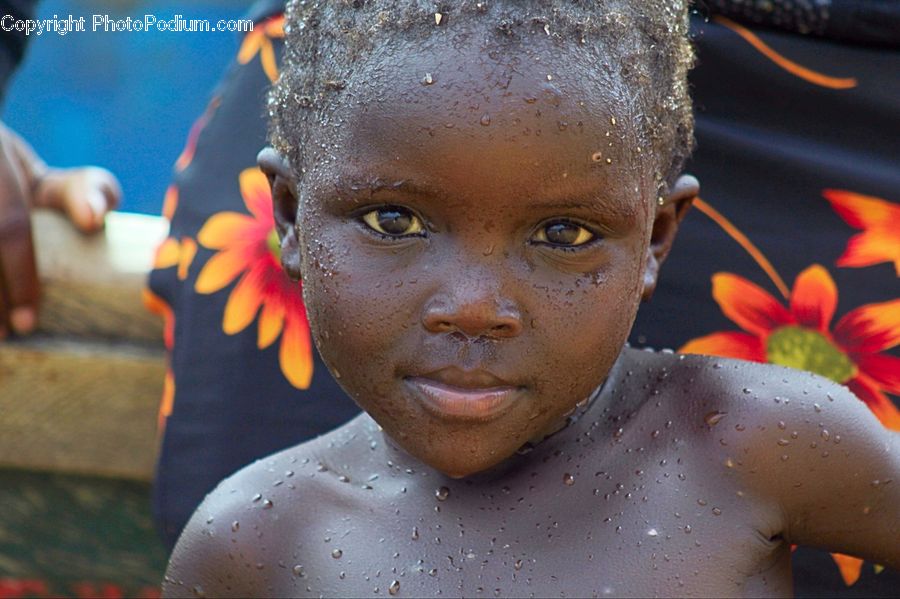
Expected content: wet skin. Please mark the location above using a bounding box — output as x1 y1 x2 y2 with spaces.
164 27 899 598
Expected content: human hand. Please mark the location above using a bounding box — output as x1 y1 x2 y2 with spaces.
33 166 121 234
0 124 120 336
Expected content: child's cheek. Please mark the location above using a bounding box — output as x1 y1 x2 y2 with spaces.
299 220 421 387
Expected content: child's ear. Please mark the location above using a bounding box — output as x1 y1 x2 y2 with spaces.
257 147 302 282
641 174 699 301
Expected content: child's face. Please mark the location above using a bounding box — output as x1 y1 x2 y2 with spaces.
274 30 682 477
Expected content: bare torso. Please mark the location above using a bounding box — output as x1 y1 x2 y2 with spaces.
164 349 898 598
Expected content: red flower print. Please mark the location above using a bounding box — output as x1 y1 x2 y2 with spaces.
194 167 314 389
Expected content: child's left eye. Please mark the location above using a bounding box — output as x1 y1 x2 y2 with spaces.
531 220 597 248
360 206 425 238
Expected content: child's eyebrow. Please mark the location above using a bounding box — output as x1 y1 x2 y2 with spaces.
326 170 640 224
329 174 437 197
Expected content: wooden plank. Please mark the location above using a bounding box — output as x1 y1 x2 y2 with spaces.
0 337 164 480
32 210 167 345
0 210 169 480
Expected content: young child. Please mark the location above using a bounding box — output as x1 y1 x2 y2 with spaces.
163 0 899 596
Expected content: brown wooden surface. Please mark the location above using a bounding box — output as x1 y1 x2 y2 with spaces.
33 210 167 345
0 210 168 481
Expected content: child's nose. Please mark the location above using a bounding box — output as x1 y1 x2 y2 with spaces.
421 293 523 340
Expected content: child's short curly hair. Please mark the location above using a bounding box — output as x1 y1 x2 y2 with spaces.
269 0 694 192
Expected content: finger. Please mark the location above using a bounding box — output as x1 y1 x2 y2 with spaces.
0 213 40 335
66 169 122 233
98 169 122 211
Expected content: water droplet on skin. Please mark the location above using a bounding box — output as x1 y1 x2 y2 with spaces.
293 565 305 577
697 499 707 506
422 72 434 85
777 421 786 430
514 559 523 571
704 411 726 426
647 528 659 537
332 549 343 559
480 113 492 126
317 463 328 472
563 473 575 486
742 388 751 394
591 151 603 162
871 479 893 488
482 244 494 256
412 527 419 540
192 585 206 598
683 525 692 534
252 493 262 502
389 580 401 595
780 454 790 462
436 487 450 501
813 403 822 413
821 429 830 441
724 458 735 468
777 439 790 446
834 435 841 444
339 475 350 483
262 499 273 509
428 568 438 576
231 521 240 532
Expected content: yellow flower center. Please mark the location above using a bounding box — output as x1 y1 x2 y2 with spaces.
765 326 857 383
267 229 281 262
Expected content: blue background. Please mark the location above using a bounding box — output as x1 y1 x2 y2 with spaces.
3 0 251 214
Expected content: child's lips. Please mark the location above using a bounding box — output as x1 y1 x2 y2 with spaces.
405 369 523 421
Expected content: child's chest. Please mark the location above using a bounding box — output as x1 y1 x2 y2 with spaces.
269 444 791 597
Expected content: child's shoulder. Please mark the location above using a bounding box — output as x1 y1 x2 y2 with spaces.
632 349 896 536
656 349 880 432
633 348 887 457
163 415 377 597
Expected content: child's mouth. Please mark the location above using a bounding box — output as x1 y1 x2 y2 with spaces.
404 369 523 422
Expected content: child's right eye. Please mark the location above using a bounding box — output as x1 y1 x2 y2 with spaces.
360 206 426 238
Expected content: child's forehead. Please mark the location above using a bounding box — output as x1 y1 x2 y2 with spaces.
339 30 631 120
303 33 649 202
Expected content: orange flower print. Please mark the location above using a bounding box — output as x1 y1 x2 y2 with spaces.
825 190 900 276
143 288 176 436
153 187 198 282
174 96 221 173
194 167 313 389
237 15 284 83
681 265 900 431
714 16 857 89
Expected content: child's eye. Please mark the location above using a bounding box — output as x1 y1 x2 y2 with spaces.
360 206 425 237
532 219 597 248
